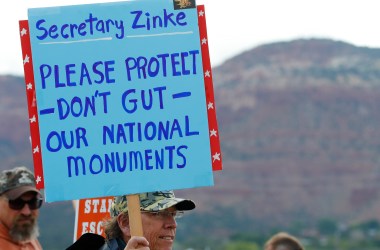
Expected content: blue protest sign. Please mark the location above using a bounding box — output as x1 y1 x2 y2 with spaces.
26 0 214 202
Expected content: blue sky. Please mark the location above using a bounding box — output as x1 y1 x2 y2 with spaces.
2 0 380 75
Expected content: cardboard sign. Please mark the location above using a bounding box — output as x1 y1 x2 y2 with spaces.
74 197 113 240
19 0 221 202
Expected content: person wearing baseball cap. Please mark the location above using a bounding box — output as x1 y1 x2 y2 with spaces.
101 190 196 250
0 166 43 250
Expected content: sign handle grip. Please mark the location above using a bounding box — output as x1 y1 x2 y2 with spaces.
127 194 143 236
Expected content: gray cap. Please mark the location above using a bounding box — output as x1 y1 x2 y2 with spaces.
0 166 41 200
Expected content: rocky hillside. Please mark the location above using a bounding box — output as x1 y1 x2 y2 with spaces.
180 39 380 230
2 39 380 244
0 75 31 167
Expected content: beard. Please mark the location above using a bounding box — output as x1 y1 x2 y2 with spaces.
9 214 40 243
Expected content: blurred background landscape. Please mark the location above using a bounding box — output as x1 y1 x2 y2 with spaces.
2 38 380 249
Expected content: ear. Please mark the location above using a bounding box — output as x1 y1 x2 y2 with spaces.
117 213 131 237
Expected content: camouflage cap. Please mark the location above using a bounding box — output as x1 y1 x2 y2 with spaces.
110 190 196 217
0 166 41 200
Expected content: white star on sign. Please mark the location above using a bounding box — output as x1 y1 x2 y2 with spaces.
27 83 33 90
202 38 207 45
205 70 211 77
210 129 217 137
20 28 27 36
29 115 36 123
212 152 221 162
33 146 39 154
207 102 214 110
198 10 204 17
36 176 42 184
23 55 30 65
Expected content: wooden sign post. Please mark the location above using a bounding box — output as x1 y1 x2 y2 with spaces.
127 194 143 236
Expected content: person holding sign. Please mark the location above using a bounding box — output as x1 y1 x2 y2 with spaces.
0 166 43 250
102 190 196 250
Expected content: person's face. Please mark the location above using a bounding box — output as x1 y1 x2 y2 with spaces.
0 191 40 242
141 206 178 250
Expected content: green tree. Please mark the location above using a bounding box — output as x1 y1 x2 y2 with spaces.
223 241 260 250
317 218 337 235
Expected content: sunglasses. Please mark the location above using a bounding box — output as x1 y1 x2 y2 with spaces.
8 197 43 210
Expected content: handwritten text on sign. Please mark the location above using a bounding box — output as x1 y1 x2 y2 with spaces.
27 0 214 202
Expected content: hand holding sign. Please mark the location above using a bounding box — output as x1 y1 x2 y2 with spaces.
124 236 150 250
52 2 220 247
